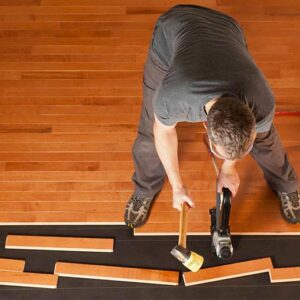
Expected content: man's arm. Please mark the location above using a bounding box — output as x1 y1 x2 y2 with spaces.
218 159 240 197
153 113 182 190
153 113 194 210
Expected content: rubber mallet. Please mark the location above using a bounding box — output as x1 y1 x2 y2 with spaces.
170 202 204 272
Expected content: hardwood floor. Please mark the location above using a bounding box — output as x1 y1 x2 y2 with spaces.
0 0 299 235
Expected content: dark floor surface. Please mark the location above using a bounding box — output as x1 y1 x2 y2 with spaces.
0 225 299 300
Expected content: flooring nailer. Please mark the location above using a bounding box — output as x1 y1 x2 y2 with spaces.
203 132 234 260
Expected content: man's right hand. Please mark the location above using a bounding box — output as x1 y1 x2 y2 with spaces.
172 186 195 211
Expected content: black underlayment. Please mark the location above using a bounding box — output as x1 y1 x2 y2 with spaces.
0 225 299 300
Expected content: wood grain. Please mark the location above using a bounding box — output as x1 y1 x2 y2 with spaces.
0 258 25 272
5 235 114 252
183 258 273 286
270 267 300 283
0 270 58 288
55 262 179 285
0 0 299 235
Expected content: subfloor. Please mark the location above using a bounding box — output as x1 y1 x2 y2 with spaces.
0 225 299 299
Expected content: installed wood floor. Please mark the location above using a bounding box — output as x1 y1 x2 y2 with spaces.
0 0 299 235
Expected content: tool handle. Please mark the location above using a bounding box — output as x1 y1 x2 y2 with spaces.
178 202 189 248
203 133 219 176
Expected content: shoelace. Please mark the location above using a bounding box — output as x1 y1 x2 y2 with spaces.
281 191 300 208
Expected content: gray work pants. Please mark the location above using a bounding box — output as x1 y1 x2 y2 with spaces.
131 51 299 198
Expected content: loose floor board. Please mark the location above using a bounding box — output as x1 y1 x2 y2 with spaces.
0 270 58 289
184 258 300 285
55 262 179 286
270 267 300 283
183 257 273 286
0 258 25 272
5 235 114 252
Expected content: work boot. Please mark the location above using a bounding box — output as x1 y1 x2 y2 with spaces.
124 194 155 228
277 190 300 224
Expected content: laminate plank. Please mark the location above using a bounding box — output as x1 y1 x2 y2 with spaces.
0 191 133 202
0 22 60 30
0 202 126 212
31 45 146 55
0 181 134 192
218 0 300 5
134 222 300 235
0 0 40 5
0 140 296 153
0 270 58 288
270 267 300 283
0 258 25 272
183 258 272 286
0 6 126 15
0 104 141 113
0 96 140 105
5 235 114 252
54 262 179 285
0 152 216 162
0 62 143 71
41 0 215 6
0 54 138 63
0 212 124 224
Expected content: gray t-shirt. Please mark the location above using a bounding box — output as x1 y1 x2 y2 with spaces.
150 4 275 132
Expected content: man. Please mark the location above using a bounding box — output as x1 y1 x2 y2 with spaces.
124 4 299 228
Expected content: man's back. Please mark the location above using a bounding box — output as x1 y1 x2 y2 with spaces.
149 4 275 132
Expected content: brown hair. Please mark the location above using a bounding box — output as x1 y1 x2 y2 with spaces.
207 96 255 160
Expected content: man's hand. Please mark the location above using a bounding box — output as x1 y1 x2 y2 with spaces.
217 161 240 197
172 186 195 211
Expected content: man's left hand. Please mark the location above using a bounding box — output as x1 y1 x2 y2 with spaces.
217 161 240 197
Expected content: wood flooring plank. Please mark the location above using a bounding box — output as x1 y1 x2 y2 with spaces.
41 0 215 6
0 6 126 15
134 222 300 235
0 96 140 105
0 191 133 202
0 270 58 288
0 211 124 224
5 235 114 252
270 267 300 283
0 0 40 5
0 258 25 272
218 0 300 5
183 258 273 286
0 104 141 113
54 262 179 285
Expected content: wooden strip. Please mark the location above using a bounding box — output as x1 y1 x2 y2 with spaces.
0 6 126 15
134 224 300 236
0 191 134 202
55 262 179 285
270 267 300 283
0 258 25 272
218 0 300 5
0 211 124 224
41 0 215 6
0 96 140 105
183 258 272 286
0 199 283 212
0 270 58 289
5 235 114 252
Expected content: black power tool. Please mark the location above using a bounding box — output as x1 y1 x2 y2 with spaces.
210 187 233 260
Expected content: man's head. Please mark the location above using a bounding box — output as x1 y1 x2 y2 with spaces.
206 96 256 160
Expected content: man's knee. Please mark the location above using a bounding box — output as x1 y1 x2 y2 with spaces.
132 138 156 157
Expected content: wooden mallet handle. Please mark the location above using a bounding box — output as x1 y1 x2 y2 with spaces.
178 202 189 248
